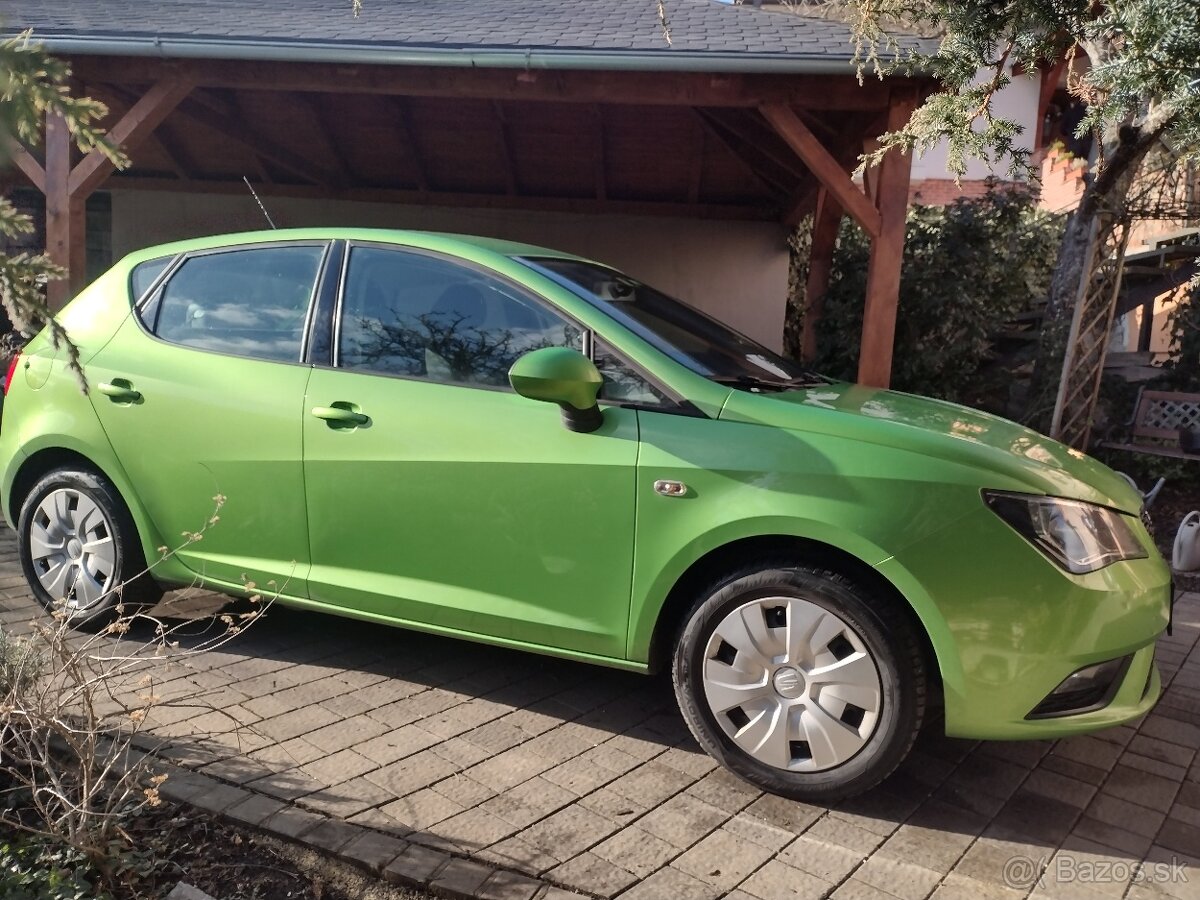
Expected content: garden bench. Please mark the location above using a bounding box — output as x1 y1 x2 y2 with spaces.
1101 389 1200 460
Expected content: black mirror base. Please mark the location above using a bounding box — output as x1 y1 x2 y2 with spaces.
560 404 604 433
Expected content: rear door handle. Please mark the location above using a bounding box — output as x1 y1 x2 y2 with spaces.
311 404 369 427
97 380 142 403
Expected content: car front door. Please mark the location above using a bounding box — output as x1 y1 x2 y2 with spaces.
302 244 639 660
85 242 328 594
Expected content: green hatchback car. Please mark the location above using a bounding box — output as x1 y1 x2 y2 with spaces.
0 229 1171 800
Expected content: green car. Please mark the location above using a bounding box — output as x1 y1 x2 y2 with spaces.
0 229 1170 800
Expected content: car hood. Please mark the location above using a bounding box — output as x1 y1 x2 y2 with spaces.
719 381 1143 514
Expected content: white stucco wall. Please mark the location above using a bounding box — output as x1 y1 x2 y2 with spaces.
109 190 791 350
910 69 1042 182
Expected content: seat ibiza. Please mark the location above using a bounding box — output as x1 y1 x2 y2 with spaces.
0 229 1171 800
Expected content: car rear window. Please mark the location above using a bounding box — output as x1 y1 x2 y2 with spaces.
145 245 325 363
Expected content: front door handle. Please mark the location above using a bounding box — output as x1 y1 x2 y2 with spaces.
97 380 142 403
311 404 369 427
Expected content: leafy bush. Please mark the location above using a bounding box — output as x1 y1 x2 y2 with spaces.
802 187 1064 411
0 836 109 900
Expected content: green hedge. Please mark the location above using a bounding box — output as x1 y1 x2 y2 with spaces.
797 187 1065 411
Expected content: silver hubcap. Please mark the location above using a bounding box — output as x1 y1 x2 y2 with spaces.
702 596 882 772
29 488 117 610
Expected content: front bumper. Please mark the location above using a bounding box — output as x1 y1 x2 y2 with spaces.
877 505 1170 741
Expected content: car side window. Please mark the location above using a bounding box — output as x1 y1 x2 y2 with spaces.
339 246 583 387
150 245 325 363
593 338 672 408
129 256 172 304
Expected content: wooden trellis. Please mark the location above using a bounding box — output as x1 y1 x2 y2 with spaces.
1050 213 1132 449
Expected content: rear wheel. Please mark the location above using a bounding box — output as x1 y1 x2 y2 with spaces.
17 466 161 628
672 564 925 801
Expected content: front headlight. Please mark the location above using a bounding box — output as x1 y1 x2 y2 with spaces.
983 490 1148 574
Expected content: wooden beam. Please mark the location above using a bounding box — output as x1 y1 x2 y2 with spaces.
68 77 194 197
760 102 881 238
155 120 202 180
8 141 45 192
857 88 917 388
389 96 429 193
104 173 777 221
703 108 805 179
174 95 337 188
802 187 843 363
592 105 607 202
1034 58 1068 151
693 109 790 197
69 56 904 110
782 178 819 227
492 101 519 196
45 114 86 310
299 92 352 184
688 121 705 205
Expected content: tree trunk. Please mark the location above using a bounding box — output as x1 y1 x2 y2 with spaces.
1024 125 1159 431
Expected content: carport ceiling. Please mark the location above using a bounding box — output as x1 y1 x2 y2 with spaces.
78 75 886 222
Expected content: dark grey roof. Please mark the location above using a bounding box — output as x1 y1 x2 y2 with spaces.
0 0 904 73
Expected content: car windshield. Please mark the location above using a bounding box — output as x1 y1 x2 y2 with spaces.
518 257 823 389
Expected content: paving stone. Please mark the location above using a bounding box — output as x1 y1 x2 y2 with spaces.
430 857 495 896
723 810 795 852
522 804 619 859
618 865 722 900
382 787 465 831
422 807 520 852
354 725 443 765
298 775 396 818
480 835 562 875
854 855 943 900
475 868 542 900
300 747 378 787
1022 768 1098 809
382 842 451 887
1085 793 1165 838
255 705 342 742
546 852 638 899
738 858 833 900
484 777 576 828
466 747 556 792
366 750 460 797
930 873 1024 900
673 826 776 891
741 794 824 836
591 825 678 879
186 781 247 815
223 792 287 827
302 818 361 854
1102 764 1181 812
637 792 728 849
685 769 762 815
338 829 407 873
265 805 326 839
778 833 866 883
1070 816 1154 857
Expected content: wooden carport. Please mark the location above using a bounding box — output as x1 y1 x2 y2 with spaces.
7 7 929 387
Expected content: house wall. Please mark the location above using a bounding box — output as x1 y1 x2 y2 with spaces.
109 190 792 350
910 68 1041 184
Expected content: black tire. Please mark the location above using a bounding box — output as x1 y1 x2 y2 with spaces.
672 563 925 802
17 466 161 629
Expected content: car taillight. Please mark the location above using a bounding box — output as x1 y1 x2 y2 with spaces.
4 353 21 396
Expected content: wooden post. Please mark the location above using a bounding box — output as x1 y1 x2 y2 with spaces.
41 77 192 309
857 90 916 388
802 187 842 363
44 114 86 311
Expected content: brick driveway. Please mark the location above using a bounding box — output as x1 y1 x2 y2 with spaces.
1 526 1198 900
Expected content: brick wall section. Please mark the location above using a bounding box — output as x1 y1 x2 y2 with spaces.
1038 146 1087 213
908 178 1003 205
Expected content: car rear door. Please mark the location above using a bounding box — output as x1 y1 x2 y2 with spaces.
85 241 330 594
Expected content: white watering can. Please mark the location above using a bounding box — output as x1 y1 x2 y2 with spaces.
1175 511 1200 572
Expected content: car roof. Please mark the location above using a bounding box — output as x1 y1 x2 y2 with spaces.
120 228 591 267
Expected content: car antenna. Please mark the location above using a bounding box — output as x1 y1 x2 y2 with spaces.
243 176 278 230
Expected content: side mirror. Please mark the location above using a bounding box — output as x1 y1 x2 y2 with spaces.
509 347 604 433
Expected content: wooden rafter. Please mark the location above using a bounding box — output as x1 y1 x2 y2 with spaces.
592 105 607 202
688 121 705 205
492 101 519 196
68 77 194 197
9 140 45 192
388 96 429 193
154 120 201 181
703 108 806 180
692 109 790 197
802 187 843 362
174 93 337 188
760 102 880 238
298 92 352 184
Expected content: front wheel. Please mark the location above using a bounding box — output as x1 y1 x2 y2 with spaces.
672 564 925 801
17 466 161 628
